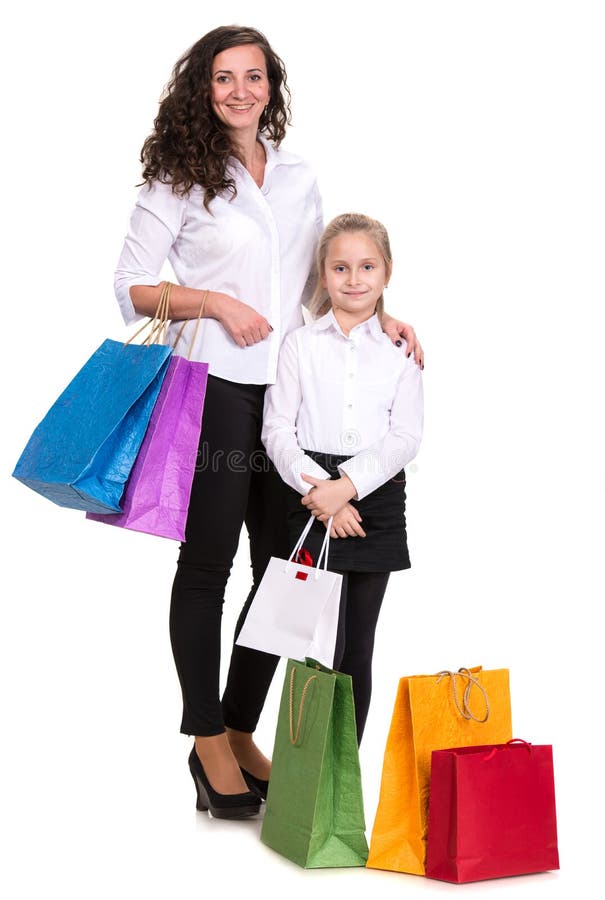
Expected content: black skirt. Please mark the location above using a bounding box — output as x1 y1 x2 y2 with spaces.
286 450 411 573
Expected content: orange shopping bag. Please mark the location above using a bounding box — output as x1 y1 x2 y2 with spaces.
366 667 512 876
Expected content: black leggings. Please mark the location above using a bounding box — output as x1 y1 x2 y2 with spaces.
333 571 390 744
169 375 289 736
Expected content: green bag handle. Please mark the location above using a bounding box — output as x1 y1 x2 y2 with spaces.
289 665 317 745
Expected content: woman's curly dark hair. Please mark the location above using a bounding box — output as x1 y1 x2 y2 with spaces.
140 25 291 210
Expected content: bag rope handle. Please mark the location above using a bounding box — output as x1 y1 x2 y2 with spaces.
436 667 490 723
284 513 334 579
289 666 317 745
506 738 532 751
483 739 532 762
124 283 208 356
172 289 209 360
314 517 334 577
124 281 171 347
286 514 316 568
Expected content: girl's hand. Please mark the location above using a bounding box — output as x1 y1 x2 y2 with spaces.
381 314 424 368
326 504 366 539
209 292 273 348
301 473 357 519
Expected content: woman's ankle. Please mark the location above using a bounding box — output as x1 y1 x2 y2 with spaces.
193 733 249 794
225 728 271 780
225 726 253 748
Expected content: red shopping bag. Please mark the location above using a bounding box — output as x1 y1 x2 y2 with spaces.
426 740 559 883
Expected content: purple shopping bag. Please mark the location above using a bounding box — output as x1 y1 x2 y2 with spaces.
87 355 208 540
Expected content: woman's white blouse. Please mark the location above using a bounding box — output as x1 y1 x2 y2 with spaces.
114 136 323 385
262 310 424 500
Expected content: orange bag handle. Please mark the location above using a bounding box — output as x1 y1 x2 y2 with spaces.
436 668 490 723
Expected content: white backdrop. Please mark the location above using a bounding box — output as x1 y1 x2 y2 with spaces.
2 1 603 898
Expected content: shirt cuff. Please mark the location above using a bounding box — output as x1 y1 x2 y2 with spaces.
289 455 332 495
114 275 163 326
337 457 383 501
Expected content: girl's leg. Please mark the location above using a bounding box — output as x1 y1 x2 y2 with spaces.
333 571 390 744
221 456 291 777
169 376 264 792
332 571 350 672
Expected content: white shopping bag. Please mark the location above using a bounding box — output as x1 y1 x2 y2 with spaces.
236 515 341 667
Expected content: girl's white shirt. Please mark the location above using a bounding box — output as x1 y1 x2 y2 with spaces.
262 309 424 500
114 135 323 385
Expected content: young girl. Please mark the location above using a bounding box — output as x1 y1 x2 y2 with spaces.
262 213 423 744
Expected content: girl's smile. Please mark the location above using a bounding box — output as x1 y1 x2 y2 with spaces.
322 231 390 333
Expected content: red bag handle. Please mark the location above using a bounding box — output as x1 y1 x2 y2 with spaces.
483 738 532 761
507 738 532 751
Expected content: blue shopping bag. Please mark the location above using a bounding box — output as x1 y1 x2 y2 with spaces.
12 339 172 513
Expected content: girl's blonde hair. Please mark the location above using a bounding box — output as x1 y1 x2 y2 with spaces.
309 212 393 319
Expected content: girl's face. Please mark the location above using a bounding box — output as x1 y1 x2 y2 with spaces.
322 232 390 322
210 44 270 136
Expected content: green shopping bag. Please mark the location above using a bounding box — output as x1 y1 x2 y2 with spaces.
261 658 368 868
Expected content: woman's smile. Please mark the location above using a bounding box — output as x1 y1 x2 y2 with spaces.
211 45 270 133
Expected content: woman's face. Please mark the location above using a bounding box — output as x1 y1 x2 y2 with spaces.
210 44 270 136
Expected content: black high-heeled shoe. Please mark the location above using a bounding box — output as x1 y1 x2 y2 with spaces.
188 747 261 819
240 767 269 801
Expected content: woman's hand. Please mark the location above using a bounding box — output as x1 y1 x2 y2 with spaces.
130 284 272 348
382 313 424 368
300 473 357 520
208 292 273 348
326 504 366 539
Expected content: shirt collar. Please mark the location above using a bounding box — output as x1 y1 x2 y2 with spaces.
314 309 384 342
228 134 301 181
258 134 302 172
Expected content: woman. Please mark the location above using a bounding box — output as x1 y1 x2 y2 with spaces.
114 25 423 819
